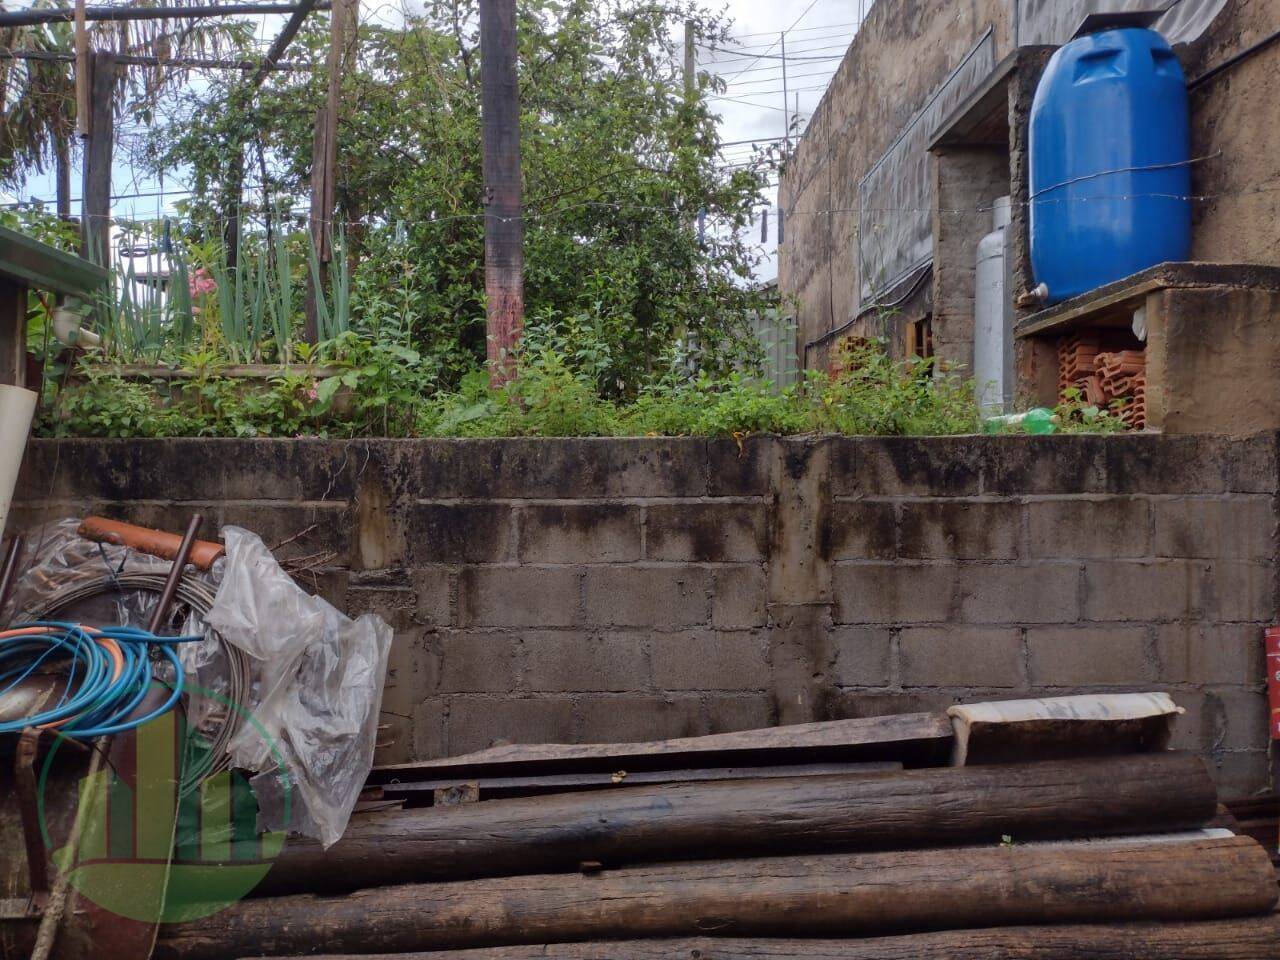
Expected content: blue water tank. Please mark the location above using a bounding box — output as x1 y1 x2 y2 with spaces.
1029 28 1192 305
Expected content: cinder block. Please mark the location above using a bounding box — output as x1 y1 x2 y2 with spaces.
575 695 705 742
646 502 768 562
956 562 1080 624
829 627 895 687
1026 498 1150 559
1166 690 1209 752
520 632 650 693
1151 498 1275 560
411 698 448 759
518 504 641 564
1209 751 1271 799
832 563 955 624
829 500 896 561
980 436 1108 495
899 500 1020 560
831 438 981 496
707 437 773 496
405 439 708 499
411 566 454 627
214 501 351 558
898 627 1024 688
1209 688 1270 752
1082 560 1206 622
406 503 513 564
458 567 581 627
1156 623 1265 685
445 697 576 755
701 694 776 734
711 565 768 629
583 567 710 627
1203 560 1276 621
1026 626 1149 686
651 631 769 691
345 585 418 632
435 631 520 693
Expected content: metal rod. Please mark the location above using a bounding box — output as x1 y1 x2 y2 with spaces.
0 48 311 71
147 514 202 635
0 533 26 626
0 2 330 28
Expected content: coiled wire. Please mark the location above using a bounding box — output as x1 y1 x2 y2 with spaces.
21 573 251 795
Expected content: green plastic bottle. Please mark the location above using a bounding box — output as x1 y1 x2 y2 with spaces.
983 408 1057 435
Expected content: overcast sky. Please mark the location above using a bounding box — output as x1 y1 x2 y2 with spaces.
9 0 871 282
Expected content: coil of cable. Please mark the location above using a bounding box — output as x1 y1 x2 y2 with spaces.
20 572 251 795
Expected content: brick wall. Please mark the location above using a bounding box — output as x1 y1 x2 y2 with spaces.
12 434 1278 797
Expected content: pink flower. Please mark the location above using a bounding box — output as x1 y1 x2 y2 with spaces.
187 267 217 299
306 384 319 402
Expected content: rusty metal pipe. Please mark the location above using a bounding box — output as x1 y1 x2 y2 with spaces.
147 515 203 635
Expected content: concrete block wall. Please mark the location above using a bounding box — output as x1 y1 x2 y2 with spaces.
12 434 1279 797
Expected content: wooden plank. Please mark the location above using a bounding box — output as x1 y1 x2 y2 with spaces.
367 712 954 784
154 836 1280 959
378 762 904 803
260 754 1217 897
81 52 116 264
233 913 1280 960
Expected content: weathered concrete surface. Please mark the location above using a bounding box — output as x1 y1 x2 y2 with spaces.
781 0 1280 373
12 435 1278 799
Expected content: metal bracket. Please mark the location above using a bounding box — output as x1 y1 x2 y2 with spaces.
15 727 49 915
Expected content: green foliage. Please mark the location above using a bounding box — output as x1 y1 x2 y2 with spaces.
141 0 777 392
41 340 990 440
1052 385 1130 434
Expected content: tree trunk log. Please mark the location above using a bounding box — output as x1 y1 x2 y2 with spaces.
154 836 1279 960
233 913 1280 959
260 753 1217 895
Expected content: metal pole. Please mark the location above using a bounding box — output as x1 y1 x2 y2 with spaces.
146 514 203 635
479 0 524 386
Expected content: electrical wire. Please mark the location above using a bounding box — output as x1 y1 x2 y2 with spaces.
0 621 198 738
22 572 250 794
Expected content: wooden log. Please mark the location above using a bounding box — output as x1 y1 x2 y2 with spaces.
234 912 1280 959
153 836 1279 959
261 754 1217 895
366 712 954 784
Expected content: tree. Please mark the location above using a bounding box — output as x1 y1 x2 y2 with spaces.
143 0 778 395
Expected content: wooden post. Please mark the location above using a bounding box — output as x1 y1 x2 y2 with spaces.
0 281 27 387
81 52 115 265
479 0 523 386
55 134 72 223
305 0 356 342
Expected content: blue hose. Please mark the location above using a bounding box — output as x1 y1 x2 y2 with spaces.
0 621 203 738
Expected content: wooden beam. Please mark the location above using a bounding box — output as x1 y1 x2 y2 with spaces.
367 712 954 783
231 913 1280 960
0 2 330 28
260 753 1217 897
249 0 319 88
479 0 524 385
153 836 1279 959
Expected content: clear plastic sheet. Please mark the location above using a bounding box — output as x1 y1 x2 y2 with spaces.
208 527 392 848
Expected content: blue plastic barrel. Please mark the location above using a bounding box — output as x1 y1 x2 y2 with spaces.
1029 28 1192 305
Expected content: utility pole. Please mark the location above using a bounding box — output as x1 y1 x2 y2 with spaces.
305 0 357 342
780 30 790 156
479 0 523 386
81 52 116 264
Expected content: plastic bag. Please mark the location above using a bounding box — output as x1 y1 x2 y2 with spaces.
207 527 392 848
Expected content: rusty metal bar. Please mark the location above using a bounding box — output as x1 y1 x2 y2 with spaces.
146 514 203 635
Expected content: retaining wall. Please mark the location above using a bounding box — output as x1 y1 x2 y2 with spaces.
13 434 1278 797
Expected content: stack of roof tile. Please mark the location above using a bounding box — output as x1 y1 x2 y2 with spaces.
1056 333 1148 431
1095 350 1148 431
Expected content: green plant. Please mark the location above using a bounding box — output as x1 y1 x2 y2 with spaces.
1053 386 1130 434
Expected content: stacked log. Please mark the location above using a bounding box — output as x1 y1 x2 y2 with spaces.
154 749 1280 960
